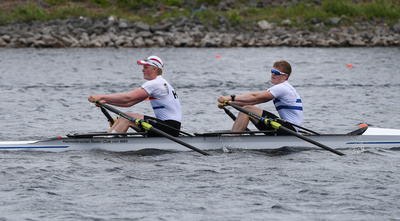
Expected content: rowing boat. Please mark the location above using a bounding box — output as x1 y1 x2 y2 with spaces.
1 126 400 152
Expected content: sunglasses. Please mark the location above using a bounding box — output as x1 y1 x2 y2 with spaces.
271 69 287 75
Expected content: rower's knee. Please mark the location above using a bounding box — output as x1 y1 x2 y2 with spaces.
115 117 130 125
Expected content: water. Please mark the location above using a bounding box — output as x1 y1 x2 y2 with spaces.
1 47 400 220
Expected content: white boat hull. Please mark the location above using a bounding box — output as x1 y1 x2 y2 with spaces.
1 127 400 153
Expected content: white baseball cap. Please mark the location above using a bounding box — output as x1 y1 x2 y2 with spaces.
137 55 164 69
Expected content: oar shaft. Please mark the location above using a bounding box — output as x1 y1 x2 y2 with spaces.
148 126 210 155
275 124 345 156
97 102 136 123
223 108 238 120
225 101 345 156
275 118 320 135
101 107 115 126
226 102 263 121
225 102 319 135
95 101 210 156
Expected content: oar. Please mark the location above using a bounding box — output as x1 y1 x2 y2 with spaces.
95 101 210 156
221 103 317 134
224 101 345 156
274 118 320 135
145 119 194 137
101 106 192 136
100 106 116 126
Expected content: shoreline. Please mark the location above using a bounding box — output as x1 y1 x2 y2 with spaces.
1 16 400 48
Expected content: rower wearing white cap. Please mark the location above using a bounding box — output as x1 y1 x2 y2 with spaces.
88 55 182 137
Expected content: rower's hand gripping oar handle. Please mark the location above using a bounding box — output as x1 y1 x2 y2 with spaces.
224 101 345 156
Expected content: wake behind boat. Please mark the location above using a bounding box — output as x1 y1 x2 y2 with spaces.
1 126 400 153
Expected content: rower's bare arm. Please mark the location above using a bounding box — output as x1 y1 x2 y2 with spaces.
254 91 274 103
95 88 149 107
234 91 274 106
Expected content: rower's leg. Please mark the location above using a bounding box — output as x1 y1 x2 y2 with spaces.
108 113 144 133
247 106 264 125
231 106 263 135
231 111 250 135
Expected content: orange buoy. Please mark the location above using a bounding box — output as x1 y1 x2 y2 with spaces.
347 64 353 68
358 123 368 128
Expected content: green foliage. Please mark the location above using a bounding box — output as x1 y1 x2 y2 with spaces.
197 0 220 6
362 0 400 19
195 9 218 27
138 0 158 5
227 9 242 24
241 7 271 22
13 3 49 22
53 4 90 19
1 0 400 28
162 0 183 7
156 7 191 22
116 0 140 10
319 0 400 25
45 0 108 7
281 3 330 26
92 0 110 8
44 0 70 5
117 0 157 10
322 0 361 17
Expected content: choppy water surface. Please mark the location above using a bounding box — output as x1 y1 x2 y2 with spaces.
1 47 400 220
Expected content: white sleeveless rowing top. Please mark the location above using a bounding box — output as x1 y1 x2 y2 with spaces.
268 81 303 126
141 75 182 122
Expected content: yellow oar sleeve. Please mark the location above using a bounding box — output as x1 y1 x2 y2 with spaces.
263 119 281 130
140 121 152 131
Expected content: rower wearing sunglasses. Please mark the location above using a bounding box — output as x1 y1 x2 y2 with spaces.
217 60 303 135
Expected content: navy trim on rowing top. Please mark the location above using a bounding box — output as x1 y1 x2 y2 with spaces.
153 106 165 110
275 106 303 111
274 98 302 104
